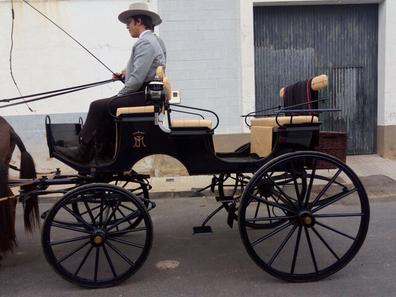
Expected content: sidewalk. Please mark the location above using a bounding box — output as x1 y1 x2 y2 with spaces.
149 154 396 200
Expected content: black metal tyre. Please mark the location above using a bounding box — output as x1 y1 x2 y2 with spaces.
42 183 153 288
238 151 370 282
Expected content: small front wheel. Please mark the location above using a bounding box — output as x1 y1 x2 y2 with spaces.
42 183 153 288
238 151 369 282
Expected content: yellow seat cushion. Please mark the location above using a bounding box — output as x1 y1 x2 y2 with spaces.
249 115 319 157
171 119 212 129
116 105 155 116
251 115 319 127
250 126 273 157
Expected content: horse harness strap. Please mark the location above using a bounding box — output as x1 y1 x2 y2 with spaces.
0 195 16 202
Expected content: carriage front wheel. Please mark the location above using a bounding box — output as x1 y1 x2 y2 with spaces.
238 151 369 282
42 183 153 288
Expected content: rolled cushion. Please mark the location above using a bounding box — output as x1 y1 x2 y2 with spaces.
251 115 319 127
116 105 155 116
171 119 212 129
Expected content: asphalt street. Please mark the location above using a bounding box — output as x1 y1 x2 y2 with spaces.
0 195 395 297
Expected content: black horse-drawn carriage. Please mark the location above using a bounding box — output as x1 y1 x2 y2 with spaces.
4 75 369 288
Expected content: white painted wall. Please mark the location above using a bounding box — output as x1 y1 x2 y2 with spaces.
0 0 137 116
1 0 396 171
158 0 243 133
378 0 396 125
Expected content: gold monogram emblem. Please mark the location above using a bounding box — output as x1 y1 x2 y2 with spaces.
132 131 147 148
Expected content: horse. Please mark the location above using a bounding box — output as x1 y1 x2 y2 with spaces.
0 115 38 257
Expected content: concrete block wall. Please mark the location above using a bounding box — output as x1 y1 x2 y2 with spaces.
158 0 244 133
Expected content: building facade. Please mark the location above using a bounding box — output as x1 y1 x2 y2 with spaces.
0 0 395 172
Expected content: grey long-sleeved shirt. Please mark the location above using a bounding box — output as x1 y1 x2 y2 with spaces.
118 30 166 96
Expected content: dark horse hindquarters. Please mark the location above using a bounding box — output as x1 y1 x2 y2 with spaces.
0 116 38 256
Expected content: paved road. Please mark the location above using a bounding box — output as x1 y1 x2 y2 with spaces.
1 196 395 297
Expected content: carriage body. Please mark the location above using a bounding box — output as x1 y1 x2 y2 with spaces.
3 79 369 288
45 106 321 176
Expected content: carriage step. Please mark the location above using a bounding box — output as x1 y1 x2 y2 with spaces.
215 196 235 203
192 225 213 234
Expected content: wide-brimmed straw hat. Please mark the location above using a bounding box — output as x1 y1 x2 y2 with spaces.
118 2 162 26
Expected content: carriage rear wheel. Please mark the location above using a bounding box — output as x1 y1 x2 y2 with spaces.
238 151 370 282
42 183 153 288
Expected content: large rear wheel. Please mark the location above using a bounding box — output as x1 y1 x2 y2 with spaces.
238 151 369 282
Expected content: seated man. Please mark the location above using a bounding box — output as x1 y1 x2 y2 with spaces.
57 2 166 163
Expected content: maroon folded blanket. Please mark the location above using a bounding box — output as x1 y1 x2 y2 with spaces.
283 78 318 111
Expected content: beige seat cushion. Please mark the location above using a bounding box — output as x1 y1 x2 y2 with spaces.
250 115 319 157
171 119 212 129
116 105 155 116
250 126 273 157
251 115 318 127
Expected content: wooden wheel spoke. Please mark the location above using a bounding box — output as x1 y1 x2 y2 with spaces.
304 160 317 207
102 244 117 278
106 209 141 232
62 205 93 230
268 224 297 267
103 201 122 227
73 245 94 278
116 206 136 227
251 221 293 247
52 221 90 234
56 240 91 264
304 227 318 273
246 215 296 223
108 237 144 249
264 174 297 209
50 234 91 246
312 188 357 213
289 164 304 206
94 247 100 282
119 203 137 213
83 201 97 224
311 169 342 207
314 212 363 218
108 227 147 236
311 226 340 260
252 194 296 214
315 221 357 241
106 241 135 267
290 226 302 274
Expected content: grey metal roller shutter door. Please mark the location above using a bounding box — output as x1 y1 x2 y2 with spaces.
254 4 378 154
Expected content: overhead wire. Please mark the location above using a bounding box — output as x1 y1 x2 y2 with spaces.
21 0 119 77
9 0 34 112
3 1 123 110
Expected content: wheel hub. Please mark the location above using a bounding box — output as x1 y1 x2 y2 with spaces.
91 229 107 247
298 210 315 227
257 181 273 197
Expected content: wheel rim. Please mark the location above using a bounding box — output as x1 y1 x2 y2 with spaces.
42 183 152 288
238 152 370 282
111 176 150 229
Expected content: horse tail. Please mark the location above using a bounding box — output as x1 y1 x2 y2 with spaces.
11 130 39 232
0 161 17 255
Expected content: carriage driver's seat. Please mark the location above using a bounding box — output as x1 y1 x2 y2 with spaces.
116 66 171 116
116 66 212 130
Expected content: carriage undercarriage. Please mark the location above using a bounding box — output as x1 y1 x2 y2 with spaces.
5 79 370 288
